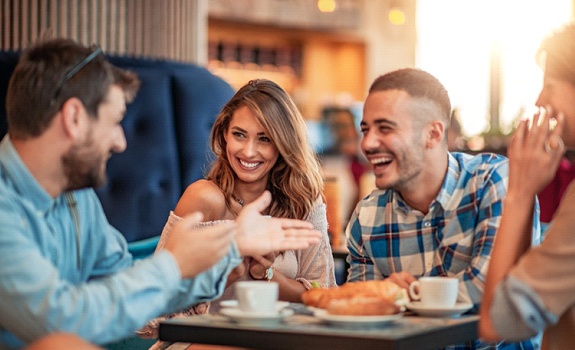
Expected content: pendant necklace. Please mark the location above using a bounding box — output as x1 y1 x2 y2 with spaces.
232 194 244 207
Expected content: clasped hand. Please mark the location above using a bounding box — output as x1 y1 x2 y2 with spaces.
248 253 276 280
227 253 276 284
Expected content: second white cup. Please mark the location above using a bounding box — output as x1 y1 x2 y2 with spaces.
408 277 458 307
235 281 279 315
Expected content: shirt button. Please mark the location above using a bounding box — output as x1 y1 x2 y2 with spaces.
424 222 430 227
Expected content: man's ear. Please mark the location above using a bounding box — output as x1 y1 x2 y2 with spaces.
60 97 86 140
425 120 446 149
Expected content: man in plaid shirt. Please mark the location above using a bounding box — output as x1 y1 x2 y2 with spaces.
345 68 540 349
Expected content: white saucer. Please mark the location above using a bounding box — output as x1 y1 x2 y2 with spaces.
406 302 474 317
313 309 403 327
220 308 294 325
219 300 290 311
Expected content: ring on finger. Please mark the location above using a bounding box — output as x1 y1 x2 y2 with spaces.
544 135 565 153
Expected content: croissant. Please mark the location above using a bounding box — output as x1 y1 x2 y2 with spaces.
327 297 400 316
301 280 408 315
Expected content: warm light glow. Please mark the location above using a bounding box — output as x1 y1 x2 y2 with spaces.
317 0 337 13
467 136 485 152
389 8 406 26
416 0 573 138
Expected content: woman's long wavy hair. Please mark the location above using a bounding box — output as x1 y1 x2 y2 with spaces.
207 79 324 220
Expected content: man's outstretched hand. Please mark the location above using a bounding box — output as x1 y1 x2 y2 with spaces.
235 191 321 256
162 212 236 279
161 191 320 279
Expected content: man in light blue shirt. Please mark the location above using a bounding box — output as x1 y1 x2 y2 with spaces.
0 38 320 349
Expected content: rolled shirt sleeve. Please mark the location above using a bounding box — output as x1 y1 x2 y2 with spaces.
490 182 575 343
491 275 557 341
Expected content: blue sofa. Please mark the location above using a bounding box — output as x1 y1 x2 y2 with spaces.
0 52 235 253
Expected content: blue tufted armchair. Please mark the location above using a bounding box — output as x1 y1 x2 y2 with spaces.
0 52 235 257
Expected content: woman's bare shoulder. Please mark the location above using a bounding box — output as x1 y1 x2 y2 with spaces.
174 179 227 220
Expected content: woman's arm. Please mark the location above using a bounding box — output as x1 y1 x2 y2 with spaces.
479 110 565 340
249 253 308 302
248 199 336 302
294 200 337 289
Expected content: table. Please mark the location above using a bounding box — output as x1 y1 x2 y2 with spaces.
159 306 479 350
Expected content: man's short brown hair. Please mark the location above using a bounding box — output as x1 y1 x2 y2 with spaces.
6 38 140 139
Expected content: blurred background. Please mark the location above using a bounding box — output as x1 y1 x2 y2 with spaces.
2 0 574 243
3 0 573 149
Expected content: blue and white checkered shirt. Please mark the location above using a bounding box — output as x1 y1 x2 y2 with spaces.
346 152 541 350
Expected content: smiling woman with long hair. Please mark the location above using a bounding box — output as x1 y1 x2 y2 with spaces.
207 79 324 221
139 79 336 349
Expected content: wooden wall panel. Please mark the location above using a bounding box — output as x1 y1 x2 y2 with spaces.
0 0 206 64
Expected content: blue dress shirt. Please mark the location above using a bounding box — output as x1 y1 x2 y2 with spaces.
0 136 241 349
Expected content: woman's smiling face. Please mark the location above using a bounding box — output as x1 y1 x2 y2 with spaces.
224 105 279 185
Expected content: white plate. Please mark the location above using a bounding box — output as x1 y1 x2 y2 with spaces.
313 309 403 327
219 300 290 311
220 308 294 325
406 302 474 317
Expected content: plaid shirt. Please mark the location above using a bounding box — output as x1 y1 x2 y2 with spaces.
346 152 541 350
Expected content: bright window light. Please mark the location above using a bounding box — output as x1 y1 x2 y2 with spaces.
416 0 573 138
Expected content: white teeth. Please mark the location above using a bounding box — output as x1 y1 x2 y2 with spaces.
370 156 392 165
239 159 259 168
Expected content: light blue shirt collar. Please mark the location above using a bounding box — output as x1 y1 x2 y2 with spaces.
0 135 57 214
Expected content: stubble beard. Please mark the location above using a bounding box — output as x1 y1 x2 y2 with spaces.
62 137 108 191
375 144 425 193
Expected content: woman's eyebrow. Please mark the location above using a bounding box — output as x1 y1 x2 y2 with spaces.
230 126 267 136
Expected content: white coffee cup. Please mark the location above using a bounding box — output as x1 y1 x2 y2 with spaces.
235 281 279 315
408 277 458 307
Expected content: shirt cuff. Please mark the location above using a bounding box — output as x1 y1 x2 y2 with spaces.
229 240 241 263
491 275 556 341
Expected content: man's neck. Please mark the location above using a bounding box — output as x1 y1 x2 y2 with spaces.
397 151 448 214
11 135 67 198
